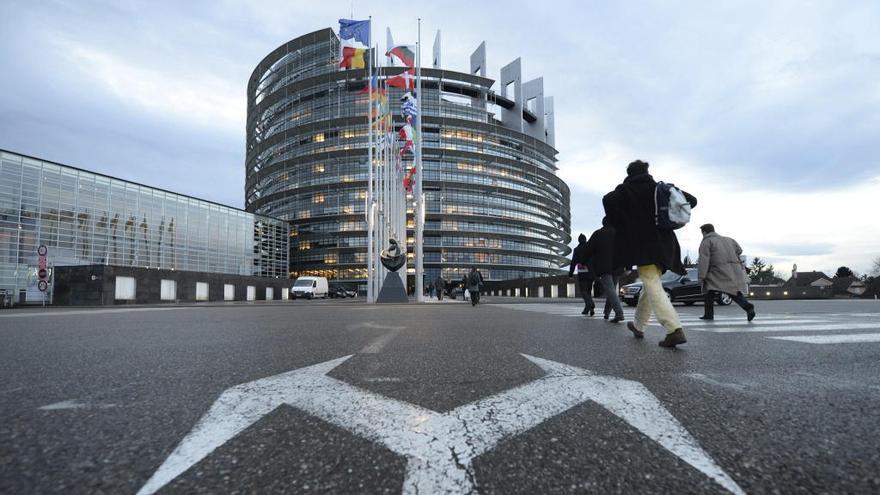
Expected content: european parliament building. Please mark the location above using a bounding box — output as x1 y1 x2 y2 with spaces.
246 28 571 285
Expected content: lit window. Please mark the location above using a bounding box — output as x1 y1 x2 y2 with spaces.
314 164 325 173
314 133 325 143
313 194 325 204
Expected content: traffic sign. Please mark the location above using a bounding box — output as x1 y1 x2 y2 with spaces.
37 245 49 294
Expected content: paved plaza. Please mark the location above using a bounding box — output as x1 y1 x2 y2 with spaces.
1 299 879 493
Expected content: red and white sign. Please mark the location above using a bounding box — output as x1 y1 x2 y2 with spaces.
37 245 48 292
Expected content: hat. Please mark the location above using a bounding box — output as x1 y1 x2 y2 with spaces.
578 233 586 242
626 160 649 176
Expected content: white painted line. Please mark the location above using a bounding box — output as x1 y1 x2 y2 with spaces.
137 354 744 495
359 329 405 354
686 319 828 327
690 323 880 333
0 307 194 318
39 399 117 410
348 322 407 331
768 333 880 344
685 373 750 393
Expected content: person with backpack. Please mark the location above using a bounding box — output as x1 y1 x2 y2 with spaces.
602 160 697 348
584 217 625 322
697 224 756 321
467 267 484 306
568 233 596 315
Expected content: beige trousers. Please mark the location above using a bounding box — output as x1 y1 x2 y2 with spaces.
633 264 682 334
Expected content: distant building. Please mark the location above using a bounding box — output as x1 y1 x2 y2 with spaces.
0 149 289 306
784 268 833 289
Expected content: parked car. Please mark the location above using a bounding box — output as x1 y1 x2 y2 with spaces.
329 286 356 298
291 276 329 299
447 286 464 300
619 268 732 307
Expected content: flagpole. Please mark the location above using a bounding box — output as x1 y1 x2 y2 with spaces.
415 18 424 302
366 16 375 303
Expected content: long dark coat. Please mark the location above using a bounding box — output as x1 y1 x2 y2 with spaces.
568 240 595 281
602 173 697 274
584 222 618 277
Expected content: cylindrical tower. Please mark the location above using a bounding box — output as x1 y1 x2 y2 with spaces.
245 27 571 287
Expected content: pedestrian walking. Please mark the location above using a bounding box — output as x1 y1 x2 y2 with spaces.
603 160 697 347
568 233 596 316
697 224 756 321
585 217 625 322
467 267 484 306
434 275 445 301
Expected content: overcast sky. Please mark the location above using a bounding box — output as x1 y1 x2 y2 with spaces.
1 0 878 276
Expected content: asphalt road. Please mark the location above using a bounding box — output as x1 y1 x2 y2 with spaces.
1 298 879 494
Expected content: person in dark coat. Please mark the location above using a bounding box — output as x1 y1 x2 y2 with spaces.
568 233 595 315
585 217 625 322
603 160 697 348
467 266 484 306
434 275 445 301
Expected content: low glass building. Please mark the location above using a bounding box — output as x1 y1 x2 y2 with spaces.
245 28 571 286
0 149 288 304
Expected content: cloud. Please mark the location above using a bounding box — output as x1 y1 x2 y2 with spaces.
1 1 879 275
52 38 244 132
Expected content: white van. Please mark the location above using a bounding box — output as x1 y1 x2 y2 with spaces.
291 276 329 299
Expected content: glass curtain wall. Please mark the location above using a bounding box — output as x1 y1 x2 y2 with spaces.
0 150 288 301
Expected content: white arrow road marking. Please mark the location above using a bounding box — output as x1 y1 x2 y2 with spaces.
137 355 745 495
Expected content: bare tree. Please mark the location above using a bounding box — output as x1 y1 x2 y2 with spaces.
873 256 880 277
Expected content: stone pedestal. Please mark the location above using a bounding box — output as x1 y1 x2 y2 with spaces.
376 273 408 303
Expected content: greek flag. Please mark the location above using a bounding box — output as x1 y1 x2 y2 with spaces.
402 99 418 119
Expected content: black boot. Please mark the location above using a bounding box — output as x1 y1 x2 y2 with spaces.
659 329 687 348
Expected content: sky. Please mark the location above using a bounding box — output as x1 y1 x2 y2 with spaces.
1 0 878 276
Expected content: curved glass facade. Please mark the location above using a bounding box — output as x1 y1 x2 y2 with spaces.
245 28 571 284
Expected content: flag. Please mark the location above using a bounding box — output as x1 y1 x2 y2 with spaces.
401 93 418 120
338 19 370 46
399 124 413 143
387 68 415 90
360 75 387 97
386 45 415 67
340 46 368 69
403 166 416 192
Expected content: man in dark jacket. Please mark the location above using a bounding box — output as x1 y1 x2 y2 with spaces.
585 217 624 322
434 275 445 301
603 160 697 348
568 233 595 315
467 267 484 306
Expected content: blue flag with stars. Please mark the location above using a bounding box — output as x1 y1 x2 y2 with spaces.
339 19 370 46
